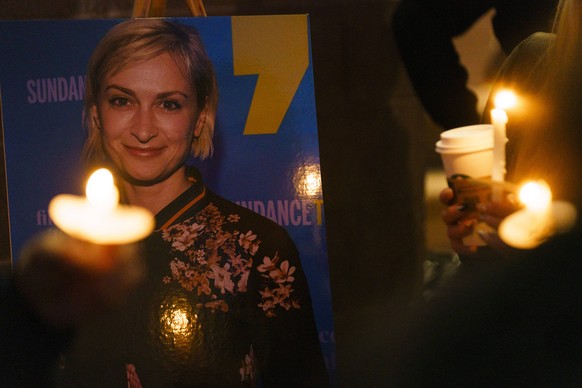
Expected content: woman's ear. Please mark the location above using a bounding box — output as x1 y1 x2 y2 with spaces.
91 105 101 130
193 102 209 138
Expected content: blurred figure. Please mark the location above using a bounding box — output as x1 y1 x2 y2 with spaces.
382 2 582 384
441 0 580 260
1 231 144 386
392 0 558 130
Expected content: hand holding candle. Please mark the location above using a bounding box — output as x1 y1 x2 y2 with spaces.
499 180 577 249
49 168 154 245
16 230 146 327
15 168 155 327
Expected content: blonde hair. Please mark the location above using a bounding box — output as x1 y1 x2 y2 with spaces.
510 0 582 204
82 19 218 166
548 0 582 83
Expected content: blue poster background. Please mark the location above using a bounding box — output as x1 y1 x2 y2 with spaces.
0 16 335 380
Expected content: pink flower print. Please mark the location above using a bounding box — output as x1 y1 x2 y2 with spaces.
199 203 220 222
215 230 232 248
196 275 212 296
258 254 296 283
274 284 295 310
259 287 275 300
209 263 235 294
205 299 228 312
228 214 240 223
257 255 278 274
238 230 257 251
239 346 256 383
275 283 293 299
171 234 195 252
237 269 250 292
271 260 296 284
258 287 277 312
171 223 204 252
162 223 186 242
204 205 225 231
195 249 207 264
126 363 142 388
170 259 188 278
204 231 231 258
291 298 300 309
257 256 301 317
230 254 244 270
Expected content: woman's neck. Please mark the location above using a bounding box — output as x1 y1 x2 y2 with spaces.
121 172 192 215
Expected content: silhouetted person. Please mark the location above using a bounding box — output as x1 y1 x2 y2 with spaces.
392 0 558 129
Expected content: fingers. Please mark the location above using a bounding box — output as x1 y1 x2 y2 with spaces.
446 217 475 240
15 230 145 329
476 195 520 229
477 229 529 260
439 184 522 259
441 200 470 226
450 238 478 256
439 187 455 206
478 197 519 219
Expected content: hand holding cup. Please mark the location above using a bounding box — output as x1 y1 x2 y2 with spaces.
436 124 496 246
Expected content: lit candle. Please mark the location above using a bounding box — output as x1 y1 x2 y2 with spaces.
499 180 577 249
519 180 552 216
490 90 516 201
49 168 154 245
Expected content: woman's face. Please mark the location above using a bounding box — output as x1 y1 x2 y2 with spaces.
93 52 204 186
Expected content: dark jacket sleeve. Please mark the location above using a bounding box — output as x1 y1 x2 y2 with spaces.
247 225 329 387
0 274 72 387
392 0 493 129
392 0 557 130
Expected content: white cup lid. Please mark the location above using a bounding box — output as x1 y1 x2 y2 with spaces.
436 124 494 154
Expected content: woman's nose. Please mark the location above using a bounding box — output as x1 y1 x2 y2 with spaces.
131 107 157 143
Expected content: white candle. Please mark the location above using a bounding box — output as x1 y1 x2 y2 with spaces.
49 168 154 245
490 90 516 201
499 180 577 249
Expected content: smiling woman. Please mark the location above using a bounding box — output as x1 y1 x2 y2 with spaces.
6 18 328 387
93 52 202 198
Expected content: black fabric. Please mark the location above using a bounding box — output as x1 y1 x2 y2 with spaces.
392 0 558 129
0 273 72 387
385 230 582 386
58 173 328 387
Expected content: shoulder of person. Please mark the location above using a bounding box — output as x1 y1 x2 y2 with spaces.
206 190 293 240
496 32 554 87
482 32 554 118
504 32 555 71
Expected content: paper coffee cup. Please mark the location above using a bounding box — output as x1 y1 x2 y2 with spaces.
436 124 494 246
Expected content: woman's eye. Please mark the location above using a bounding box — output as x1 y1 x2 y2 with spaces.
108 97 131 108
161 100 181 111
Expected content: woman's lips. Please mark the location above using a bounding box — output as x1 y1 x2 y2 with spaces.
124 145 165 157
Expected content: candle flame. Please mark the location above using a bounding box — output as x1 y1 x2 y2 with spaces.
494 90 517 110
519 180 552 212
86 168 119 210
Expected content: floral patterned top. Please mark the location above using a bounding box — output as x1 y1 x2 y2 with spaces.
59 171 328 387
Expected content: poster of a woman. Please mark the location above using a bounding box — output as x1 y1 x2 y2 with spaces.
0 16 334 386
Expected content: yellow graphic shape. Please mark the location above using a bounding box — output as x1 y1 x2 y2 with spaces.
232 15 309 135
